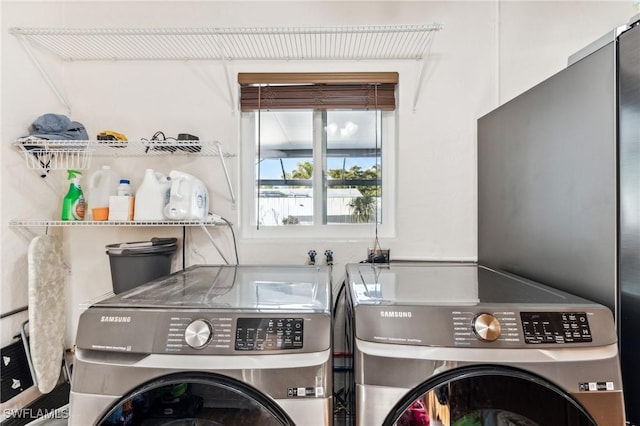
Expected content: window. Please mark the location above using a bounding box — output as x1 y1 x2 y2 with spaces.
239 73 396 238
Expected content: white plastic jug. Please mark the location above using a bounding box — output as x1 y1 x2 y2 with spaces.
88 165 120 218
134 169 171 221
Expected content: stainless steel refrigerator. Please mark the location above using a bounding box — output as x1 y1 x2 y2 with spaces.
478 16 640 425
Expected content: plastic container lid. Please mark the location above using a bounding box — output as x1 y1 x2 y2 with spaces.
105 237 177 255
106 245 176 256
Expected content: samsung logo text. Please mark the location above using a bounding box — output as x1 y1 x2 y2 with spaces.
380 311 412 318
100 316 132 323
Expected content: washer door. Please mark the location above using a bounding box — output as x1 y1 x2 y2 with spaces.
382 365 597 426
97 372 295 426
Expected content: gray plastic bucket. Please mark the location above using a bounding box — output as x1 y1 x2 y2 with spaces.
106 238 177 294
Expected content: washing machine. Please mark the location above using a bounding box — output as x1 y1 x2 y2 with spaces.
344 262 626 426
69 265 333 425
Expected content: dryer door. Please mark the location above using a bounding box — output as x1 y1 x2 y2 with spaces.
96 372 295 425
382 365 597 426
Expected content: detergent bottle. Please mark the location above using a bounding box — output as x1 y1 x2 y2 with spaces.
164 170 209 220
61 169 86 221
87 165 120 220
133 169 171 221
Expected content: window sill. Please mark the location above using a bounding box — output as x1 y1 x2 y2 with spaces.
240 223 395 241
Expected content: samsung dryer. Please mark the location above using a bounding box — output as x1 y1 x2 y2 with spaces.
345 262 625 426
69 265 332 425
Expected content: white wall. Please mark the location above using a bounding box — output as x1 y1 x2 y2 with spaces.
0 0 635 410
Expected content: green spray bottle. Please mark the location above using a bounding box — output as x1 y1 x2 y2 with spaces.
61 169 86 220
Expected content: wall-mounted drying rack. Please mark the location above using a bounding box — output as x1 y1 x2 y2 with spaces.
8 219 224 228
10 24 443 112
13 139 236 205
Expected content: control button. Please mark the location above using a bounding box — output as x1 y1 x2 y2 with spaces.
473 313 502 342
184 319 213 349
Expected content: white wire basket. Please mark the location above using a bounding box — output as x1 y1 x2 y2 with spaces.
17 141 93 171
13 139 233 174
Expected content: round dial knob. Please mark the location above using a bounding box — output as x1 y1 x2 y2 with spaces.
184 319 213 349
473 313 501 342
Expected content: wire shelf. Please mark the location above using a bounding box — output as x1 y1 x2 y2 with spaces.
10 24 443 62
14 140 233 171
8 219 223 227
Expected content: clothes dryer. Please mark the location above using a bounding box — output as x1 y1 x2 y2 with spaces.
345 262 625 426
69 265 332 425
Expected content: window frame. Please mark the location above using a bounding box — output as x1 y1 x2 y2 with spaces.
239 108 396 240
237 72 398 240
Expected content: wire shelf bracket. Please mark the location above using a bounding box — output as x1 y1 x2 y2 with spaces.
13 32 73 114
10 24 443 112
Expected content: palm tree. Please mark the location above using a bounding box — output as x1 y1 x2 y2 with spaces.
348 195 376 223
327 164 380 197
290 161 313 179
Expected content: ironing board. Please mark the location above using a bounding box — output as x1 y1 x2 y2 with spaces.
27 235 66 394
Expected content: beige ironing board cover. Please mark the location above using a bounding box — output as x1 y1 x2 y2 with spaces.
28 235 66 394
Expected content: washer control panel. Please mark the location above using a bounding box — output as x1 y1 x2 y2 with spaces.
452 310 594 346
235 318 304 351
521 312 592 344
453 310 520 345
184 319 213 349
76 308 330 355
472 313 502 342
166 316 233 353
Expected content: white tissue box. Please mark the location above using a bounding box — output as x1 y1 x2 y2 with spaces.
108 196 134 221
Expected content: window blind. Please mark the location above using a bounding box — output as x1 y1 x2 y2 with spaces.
239 72 398 111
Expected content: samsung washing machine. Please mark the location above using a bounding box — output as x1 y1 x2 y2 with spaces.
345 262 626 426
69 265 332 425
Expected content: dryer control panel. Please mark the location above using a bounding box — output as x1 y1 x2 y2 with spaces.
235 318 304 351
74 308 330 355
521 312 592 344
452 311 594 345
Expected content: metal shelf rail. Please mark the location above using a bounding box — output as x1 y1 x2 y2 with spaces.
10 24 443 111
8 219 231 264
14 139 231 167
9 25 442 61
8 219 223 227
